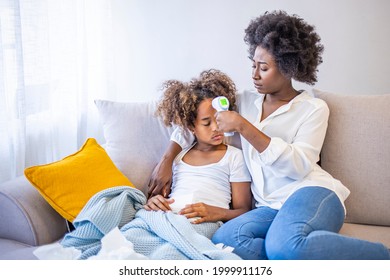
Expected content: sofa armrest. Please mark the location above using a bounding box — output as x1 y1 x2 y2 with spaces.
0 176 68 246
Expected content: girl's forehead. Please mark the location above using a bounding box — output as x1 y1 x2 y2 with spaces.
197 98 215 117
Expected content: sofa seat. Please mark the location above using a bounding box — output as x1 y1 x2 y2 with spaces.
339 223 390 247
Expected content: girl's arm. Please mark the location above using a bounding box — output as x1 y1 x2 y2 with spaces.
179 181 252 224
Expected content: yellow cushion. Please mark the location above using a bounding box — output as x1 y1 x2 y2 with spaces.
24 138 134 222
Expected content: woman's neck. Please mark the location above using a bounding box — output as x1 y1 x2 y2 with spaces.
264 87 299 104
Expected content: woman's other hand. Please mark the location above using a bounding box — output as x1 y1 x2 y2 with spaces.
148 141 182 198
148 158 173 198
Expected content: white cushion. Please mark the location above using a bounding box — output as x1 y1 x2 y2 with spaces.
95 100 175 194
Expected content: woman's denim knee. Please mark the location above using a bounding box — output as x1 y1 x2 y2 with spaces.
265 187 348 259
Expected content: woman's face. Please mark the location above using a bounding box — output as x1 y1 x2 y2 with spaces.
251 45 290 95
192 98 224 146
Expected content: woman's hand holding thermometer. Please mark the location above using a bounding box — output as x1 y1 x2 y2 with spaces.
212 96 234 137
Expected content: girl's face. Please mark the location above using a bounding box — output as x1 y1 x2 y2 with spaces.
192 98 224 146
251 45 290 95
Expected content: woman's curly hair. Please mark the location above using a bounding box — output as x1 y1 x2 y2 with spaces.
244 10 324 85
156 69 237 129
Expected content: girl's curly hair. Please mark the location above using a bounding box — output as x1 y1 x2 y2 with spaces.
156 69 237 129
244 10 324 85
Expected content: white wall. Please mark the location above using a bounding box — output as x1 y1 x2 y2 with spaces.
111 0 390 102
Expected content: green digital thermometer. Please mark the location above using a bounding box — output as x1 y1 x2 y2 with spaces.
212 96 234 137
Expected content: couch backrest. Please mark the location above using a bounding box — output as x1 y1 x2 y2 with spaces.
314 89 390 226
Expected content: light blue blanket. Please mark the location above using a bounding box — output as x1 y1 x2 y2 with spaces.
61 186 241 260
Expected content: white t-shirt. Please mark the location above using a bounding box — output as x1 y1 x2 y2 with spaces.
171 90 350 212
168 143 251 213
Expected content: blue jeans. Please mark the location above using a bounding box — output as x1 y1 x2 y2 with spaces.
212 186 390 260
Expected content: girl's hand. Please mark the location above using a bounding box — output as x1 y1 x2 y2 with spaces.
179 203 223 224
144 195 174 212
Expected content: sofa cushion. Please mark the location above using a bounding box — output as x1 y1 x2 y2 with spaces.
95 100 175 195
24 138 134 222
339 223 390 248
313 89 390 226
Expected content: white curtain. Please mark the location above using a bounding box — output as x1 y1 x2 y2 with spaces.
0 0 114 183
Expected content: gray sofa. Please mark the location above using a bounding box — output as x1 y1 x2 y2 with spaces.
1 89 389 259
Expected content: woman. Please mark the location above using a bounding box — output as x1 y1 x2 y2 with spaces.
148 11 390 260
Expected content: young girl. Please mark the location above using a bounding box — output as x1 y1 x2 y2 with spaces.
148 11 390 259
145 69 252 237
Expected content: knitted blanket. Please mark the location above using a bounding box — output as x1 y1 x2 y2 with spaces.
60 186 241 260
